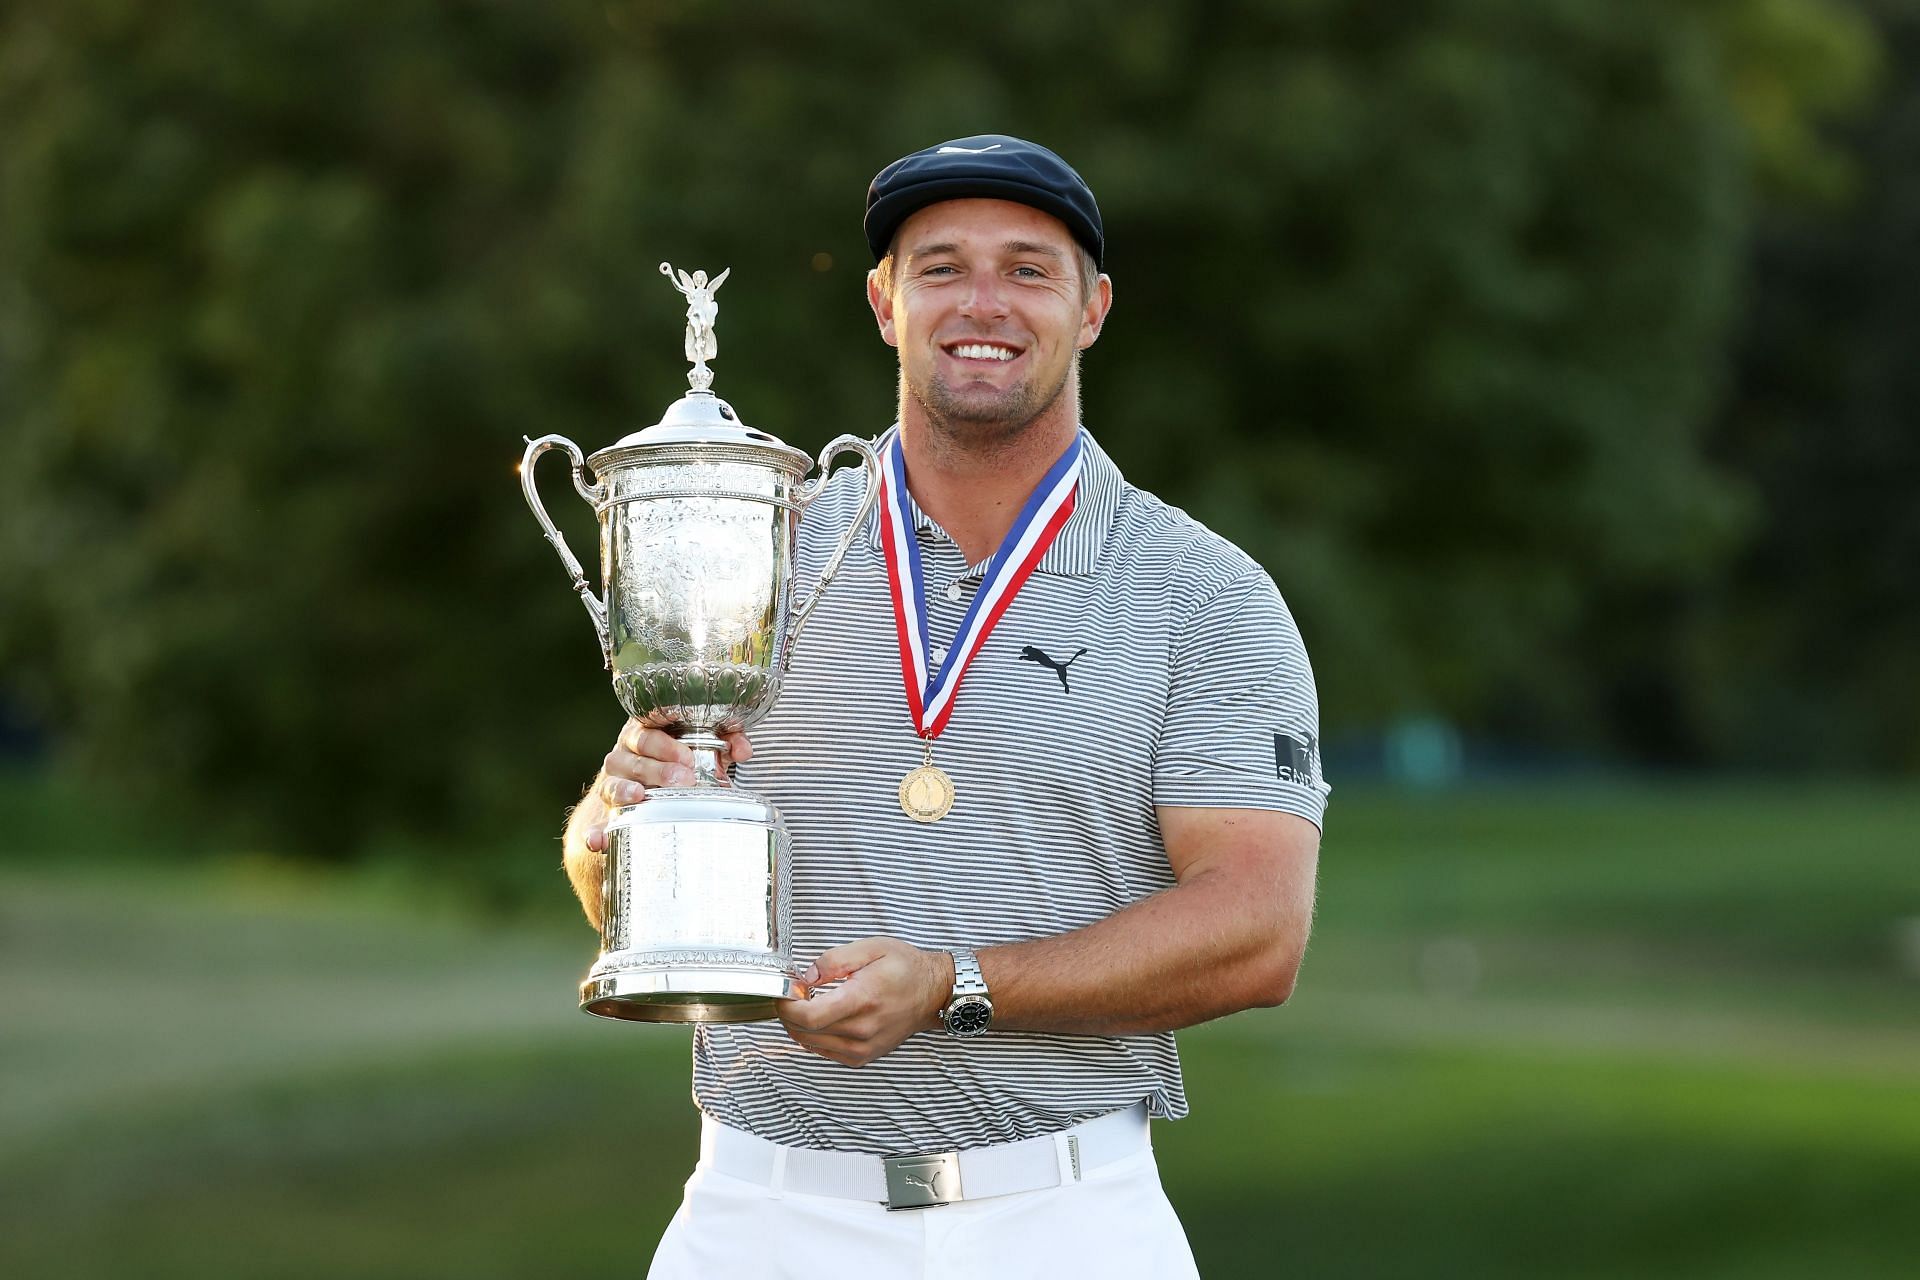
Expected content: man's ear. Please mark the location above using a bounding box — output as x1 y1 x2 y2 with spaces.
867 268 899 347
1077 274 1113 350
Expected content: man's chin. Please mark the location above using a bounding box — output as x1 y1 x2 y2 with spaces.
917 381 1048 434
941 403 1028 427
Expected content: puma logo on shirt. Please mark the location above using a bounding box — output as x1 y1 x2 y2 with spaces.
1018 645 1089 693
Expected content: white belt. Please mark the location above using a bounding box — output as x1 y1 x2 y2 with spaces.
699 1102 1150 1210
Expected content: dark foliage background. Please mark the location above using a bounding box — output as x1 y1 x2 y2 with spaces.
1 0 1907 855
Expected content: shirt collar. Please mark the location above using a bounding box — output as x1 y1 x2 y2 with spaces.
862 425 1121 579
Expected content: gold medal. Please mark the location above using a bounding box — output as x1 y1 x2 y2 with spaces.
899 740 954 822
899 765 954 822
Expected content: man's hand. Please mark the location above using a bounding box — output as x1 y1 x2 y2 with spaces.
779 938 953 1068
562 719 753 929
579 718 755 854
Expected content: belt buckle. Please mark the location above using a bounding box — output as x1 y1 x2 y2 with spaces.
882 1150 962 1210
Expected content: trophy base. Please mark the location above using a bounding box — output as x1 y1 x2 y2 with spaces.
586 787 801 1025
580 968 806 1023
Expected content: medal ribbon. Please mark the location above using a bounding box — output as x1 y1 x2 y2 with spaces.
878 429 1084 740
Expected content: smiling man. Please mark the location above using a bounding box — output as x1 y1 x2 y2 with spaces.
564 135 1329 1278
877 198 1102 442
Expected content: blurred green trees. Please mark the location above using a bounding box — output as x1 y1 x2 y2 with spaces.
1684 2 1920 771
0 0 1894 854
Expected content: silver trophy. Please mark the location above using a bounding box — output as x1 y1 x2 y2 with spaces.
520 263 879 1023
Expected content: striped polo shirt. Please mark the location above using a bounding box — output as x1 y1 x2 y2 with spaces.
694 426 1328 1156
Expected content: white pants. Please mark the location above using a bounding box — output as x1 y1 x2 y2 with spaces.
646 1122 1201 1280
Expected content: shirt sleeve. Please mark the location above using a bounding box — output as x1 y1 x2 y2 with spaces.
1152 565 1329 829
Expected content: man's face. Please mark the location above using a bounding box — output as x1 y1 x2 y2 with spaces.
868 199 1110 441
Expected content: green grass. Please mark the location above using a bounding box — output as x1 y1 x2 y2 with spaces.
1323 783 1920 968
2 779 1917 1277
1167 1031 1920 1279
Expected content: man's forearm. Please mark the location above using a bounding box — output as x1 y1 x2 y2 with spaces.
980 814 1319 1037
562 775 610 932
981 872 1309 1036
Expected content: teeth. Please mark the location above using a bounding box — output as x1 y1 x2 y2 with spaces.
952 343 1016 361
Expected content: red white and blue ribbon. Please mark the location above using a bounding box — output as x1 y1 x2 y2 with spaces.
878 429 1084 740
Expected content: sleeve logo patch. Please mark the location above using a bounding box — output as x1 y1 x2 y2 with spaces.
1275 732 1322 787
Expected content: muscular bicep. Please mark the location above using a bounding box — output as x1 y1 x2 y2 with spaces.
1158 805 1320 928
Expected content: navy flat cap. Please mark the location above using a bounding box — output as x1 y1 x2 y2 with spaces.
865 134 1104 268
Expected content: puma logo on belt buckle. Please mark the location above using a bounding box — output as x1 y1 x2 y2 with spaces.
883 1151 962 1210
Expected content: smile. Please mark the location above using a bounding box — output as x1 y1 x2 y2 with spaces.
944 342 1022 362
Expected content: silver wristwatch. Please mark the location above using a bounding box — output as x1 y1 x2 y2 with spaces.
939 947 994 1038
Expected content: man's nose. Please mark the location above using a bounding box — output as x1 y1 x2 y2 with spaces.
957 272 1009 321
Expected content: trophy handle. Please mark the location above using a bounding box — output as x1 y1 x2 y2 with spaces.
787 434 882 664
519 434 612 667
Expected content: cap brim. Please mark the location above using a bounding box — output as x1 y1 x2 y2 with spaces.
865 176 1102 266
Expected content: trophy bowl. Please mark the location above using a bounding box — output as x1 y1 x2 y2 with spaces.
520 263 878 1023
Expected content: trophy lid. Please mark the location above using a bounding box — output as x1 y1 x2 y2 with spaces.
588 390 813 477
586 262 812 477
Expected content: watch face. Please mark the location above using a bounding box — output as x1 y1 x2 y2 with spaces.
947 995 993 1037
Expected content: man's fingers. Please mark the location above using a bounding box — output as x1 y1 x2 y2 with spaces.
600 746 696 797
780 985 857 1033
603 723 701 795
619 720 695 765
722 730 755 764
802 1038 872 1067
780 1016 878 1066
810 937 895 985
584 823 607 854
798 1040 867 1068
775 941 933 1068
597 761 649 805
598 767 642 806
615 723 696 777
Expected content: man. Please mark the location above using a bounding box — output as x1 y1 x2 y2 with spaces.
561 135 1328 1278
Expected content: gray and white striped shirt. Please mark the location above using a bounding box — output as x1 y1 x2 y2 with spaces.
694 427 1327 1155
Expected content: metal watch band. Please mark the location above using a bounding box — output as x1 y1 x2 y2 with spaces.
948 947 988 999
940 947 993 1038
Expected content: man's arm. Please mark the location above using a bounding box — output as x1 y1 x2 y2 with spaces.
559 721 747 933
982 806 1318 1033
561 780 612 933
778 805 1319 1065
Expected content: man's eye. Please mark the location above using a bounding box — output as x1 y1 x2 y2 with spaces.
1013 266 1044 278
924 265 959 275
